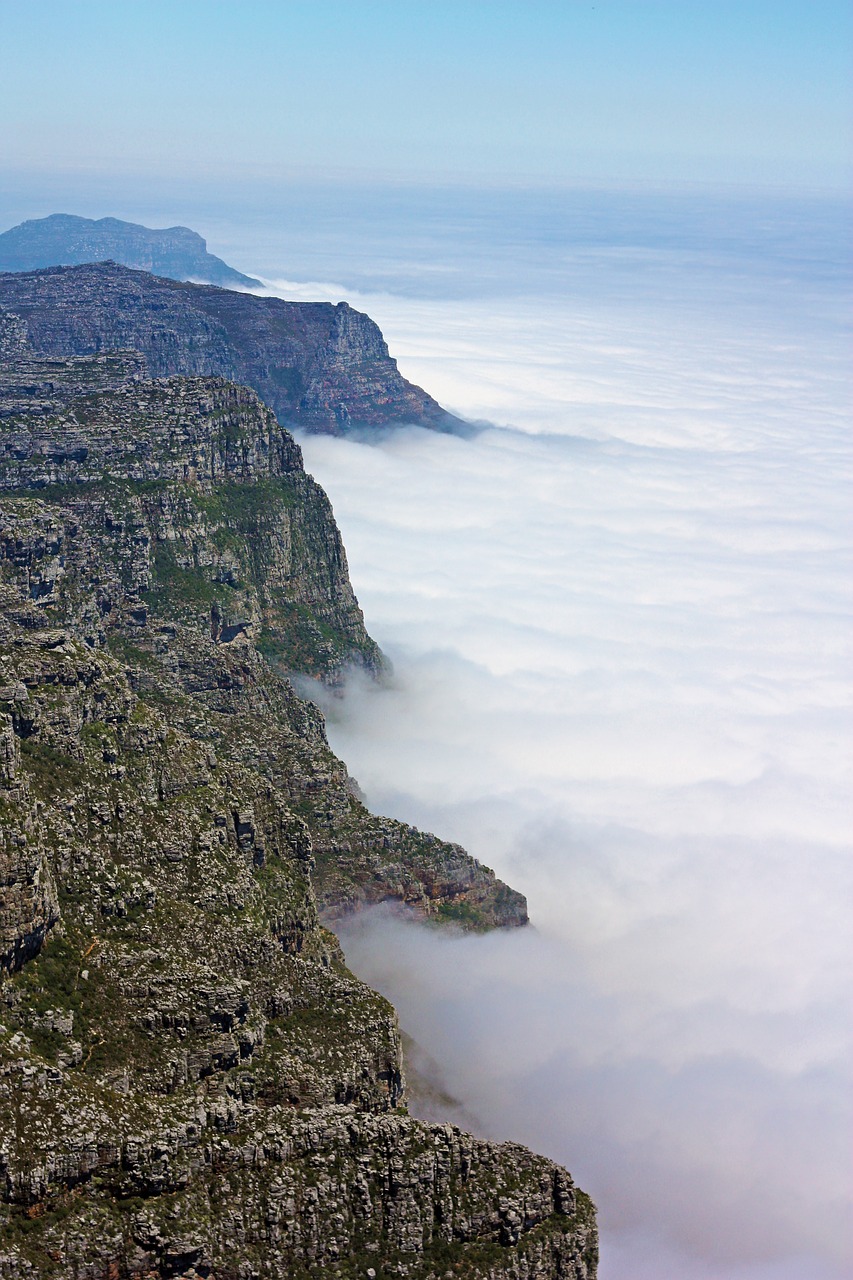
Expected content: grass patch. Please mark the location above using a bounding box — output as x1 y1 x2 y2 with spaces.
19 737 84 794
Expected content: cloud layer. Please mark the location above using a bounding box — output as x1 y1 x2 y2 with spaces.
266 196 851 1279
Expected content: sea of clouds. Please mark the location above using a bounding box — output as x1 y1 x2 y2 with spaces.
260 191 851 1280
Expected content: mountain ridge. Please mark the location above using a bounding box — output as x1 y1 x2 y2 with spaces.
0 261 466 437
0 214 262 290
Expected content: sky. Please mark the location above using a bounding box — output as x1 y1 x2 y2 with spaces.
2 0 851 192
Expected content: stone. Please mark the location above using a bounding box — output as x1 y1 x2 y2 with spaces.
0 306 595 1278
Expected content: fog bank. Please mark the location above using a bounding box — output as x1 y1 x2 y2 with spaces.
270 194 850 1279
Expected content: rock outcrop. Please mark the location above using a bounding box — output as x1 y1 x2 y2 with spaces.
0 214 261 290
0 328 593 1277
0 263 465 436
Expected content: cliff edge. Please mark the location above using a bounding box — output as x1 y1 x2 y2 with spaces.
0 312 595 1277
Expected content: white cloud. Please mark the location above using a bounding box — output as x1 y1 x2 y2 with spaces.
270 211 851 1279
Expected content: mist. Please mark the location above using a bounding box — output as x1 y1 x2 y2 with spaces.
261 191 851 1279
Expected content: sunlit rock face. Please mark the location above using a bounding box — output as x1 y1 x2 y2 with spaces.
0 322 587 1278
0 261 465 435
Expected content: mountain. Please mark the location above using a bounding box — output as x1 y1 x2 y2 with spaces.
0 213 262 290
0 307 596 1278
0 261 465 436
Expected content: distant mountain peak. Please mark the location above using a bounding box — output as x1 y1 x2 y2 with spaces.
0 212 262 289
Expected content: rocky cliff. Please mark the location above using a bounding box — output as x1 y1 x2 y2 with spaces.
0 215 261 290
0 263 464 436
0 318 596 1278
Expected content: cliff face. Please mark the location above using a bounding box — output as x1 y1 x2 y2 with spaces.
0 263 464 436
0 327 595 1278
0 330 518 924
0 215 261 290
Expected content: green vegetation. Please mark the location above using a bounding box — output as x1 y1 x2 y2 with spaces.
435 897 488 928
194 476 297 526
19 736 84 794
147 540 231 610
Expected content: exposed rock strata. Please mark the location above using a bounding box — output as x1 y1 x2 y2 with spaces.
0 214 261 290
0 263 464 435
0 335 593 1276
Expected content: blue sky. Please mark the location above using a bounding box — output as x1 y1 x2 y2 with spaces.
2 0 850 192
